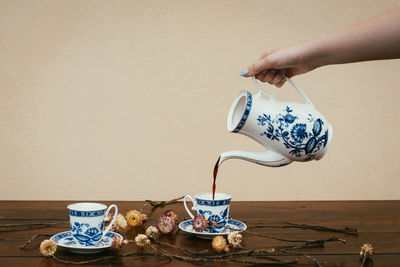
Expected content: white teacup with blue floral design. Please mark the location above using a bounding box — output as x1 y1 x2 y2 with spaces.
67 203 118 246
184 193 231 232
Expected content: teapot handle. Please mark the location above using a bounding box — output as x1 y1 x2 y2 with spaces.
252 75 314 107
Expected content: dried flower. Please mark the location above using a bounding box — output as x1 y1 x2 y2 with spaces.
140 212 149 222
110 235 123 250
39 240 57 257
145 226 159 239
135 234 150 247
113 213 128 233
360 243 374 259
224 245 230 253
156 215 176 234
126 210 142 227
164 209 178 223
208 220 217 227
227 232 243 248
212 236 227 252
192 215 208 232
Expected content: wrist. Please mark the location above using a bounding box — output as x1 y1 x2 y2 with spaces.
297 38 329 69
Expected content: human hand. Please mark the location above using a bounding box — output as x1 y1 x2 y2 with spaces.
239 45 318 87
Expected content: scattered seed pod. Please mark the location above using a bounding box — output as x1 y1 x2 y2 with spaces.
208 220 217 227
140 213 149 223
192 215 208 232
145 225 160 239
135 234 150 247
227 232 243 248
212 236 227 252
39 240 57 257
156 215 176 234
164 209 178 223
126 210 142 227
360 243 374 259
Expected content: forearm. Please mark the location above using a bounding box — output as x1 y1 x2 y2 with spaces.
304 7 400 68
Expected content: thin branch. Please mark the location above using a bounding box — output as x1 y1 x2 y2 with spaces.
248 222 358 235
149 244 297 265
20 234 54 249
152 238 209 255
140 195 185 213
244 228 346 246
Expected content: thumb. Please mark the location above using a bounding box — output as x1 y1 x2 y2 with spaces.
241 56 276 77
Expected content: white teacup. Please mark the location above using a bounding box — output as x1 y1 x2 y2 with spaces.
67 202 118 246
183 192 231 228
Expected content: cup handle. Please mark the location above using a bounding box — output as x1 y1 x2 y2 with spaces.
103 204 118 238
183 195 197 219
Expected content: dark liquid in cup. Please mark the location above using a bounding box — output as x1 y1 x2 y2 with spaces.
212 156 220 200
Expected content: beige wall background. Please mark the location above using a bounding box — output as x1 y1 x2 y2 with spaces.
1 0 400 201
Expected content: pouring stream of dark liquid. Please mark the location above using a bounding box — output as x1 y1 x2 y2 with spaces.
212 156 220 200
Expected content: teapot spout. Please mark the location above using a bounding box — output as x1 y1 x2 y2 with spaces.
219 150 292 167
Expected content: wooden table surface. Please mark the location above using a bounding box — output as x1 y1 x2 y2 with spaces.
0 200 399 266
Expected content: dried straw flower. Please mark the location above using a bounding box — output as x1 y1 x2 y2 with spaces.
192 215 208 232
110 235 123 250
212 236 227 252
140 212 149 223
360 243 374 259
126 210 142 227
156 215 176 234
227 232 243 248
145 226 159 239
135 234 150 247
114 213 128 233
39 239 57 257
164 209 178 223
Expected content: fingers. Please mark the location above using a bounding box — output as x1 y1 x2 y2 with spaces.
246 57 273 77
255 69 288 87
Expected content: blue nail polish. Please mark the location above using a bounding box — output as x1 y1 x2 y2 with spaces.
239 69 248 76
261 69 268 74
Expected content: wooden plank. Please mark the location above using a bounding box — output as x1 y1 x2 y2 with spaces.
0 254 399 267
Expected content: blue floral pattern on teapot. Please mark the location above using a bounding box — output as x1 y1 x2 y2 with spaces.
257 106 328 160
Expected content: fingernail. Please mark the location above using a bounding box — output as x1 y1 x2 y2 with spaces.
261 69 268 74
270 69 276 74
239 69 249 76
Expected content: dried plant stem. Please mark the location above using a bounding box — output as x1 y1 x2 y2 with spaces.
144 195 184 207
152 238 208 255
140 195 185 213
248 222 358 235
244 228 346 246
19 234 54 249
360 255 369 267
149 244 297 265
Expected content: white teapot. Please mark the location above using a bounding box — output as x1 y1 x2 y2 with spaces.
219 76 332 167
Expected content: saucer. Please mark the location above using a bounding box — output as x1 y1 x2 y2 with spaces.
50 231 122 254
179 219 247 239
